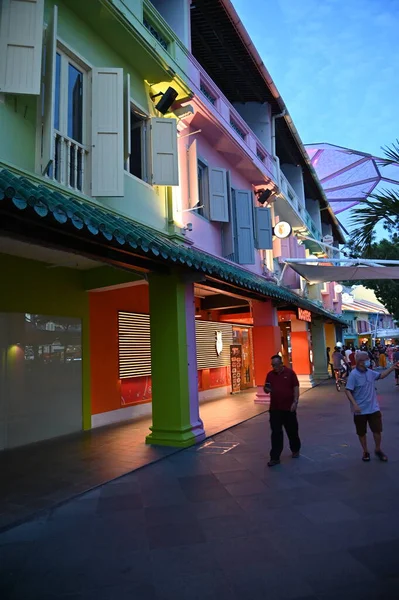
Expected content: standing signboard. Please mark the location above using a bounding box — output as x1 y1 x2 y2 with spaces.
230 344 242 394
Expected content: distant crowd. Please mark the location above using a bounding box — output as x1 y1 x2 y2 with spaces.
327 343 399 386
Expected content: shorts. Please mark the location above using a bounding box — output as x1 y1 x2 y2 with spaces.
395 369 399 378
354 411 382 437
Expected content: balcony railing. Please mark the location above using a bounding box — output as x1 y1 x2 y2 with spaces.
51 132 89 193
279 171 321 240
187 52 277 182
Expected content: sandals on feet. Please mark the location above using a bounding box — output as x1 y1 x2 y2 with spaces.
362 452 370 462
375 450 388 462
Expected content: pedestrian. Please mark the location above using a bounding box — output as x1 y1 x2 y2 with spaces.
345 351 399 462
348 347 356 368
379 346 387 369
387 345 394 365
393 346 399 386
326 346 333 378
264 355 301 467
332 346 346 382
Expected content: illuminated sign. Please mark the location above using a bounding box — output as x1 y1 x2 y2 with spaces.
273 221 292 239
215 331 223 356
298 308 312 323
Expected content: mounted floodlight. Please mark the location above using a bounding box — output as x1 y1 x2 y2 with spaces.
151 86 179 115
255 188 276 205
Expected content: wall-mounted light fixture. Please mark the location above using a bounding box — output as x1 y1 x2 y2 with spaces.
174 104 194 120
181 222 193 235
151 86 179 114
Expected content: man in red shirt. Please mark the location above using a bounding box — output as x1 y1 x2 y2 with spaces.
264 355 301 467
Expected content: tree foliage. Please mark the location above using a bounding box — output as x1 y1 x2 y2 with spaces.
350 141 399 252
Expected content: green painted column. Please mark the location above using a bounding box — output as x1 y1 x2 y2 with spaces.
146 271 205 447
311 318 330 381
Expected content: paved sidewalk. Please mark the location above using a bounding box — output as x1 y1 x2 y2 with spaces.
0 390 266 531
2 377 399 599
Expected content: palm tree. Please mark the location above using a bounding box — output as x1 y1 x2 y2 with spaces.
350 141 399 252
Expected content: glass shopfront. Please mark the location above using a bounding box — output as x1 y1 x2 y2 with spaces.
232 326 254 390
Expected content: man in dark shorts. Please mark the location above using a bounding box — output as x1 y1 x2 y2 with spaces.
345 351 399 462
264 355 300 467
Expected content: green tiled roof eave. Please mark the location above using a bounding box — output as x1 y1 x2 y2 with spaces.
0 169 346 326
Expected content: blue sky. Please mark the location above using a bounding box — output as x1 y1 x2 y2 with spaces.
233 0 399 234
233 0 399 157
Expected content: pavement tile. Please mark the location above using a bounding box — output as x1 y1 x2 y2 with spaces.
189 497 245 519
2 379 399 597
213 468 257 484
296 499 361 524
146 519 206 549
96 493 143 513
349 539 399 578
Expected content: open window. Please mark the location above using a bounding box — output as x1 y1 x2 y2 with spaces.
187 139 229 222
40 7 92 194
124 89 178 187
126 106 148 182
222 187 255 265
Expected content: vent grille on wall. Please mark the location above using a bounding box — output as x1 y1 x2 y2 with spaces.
118 312 151 379
118 312 234 379
195 321 233 369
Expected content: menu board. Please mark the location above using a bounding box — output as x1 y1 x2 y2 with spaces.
230 344 242 394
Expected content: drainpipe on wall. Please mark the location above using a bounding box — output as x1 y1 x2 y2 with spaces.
271 109 287 187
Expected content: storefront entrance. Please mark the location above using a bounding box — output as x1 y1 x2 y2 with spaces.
232 326 254 390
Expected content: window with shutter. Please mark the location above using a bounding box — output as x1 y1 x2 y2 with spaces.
92 67 124 197
43 40 89 193
209 167 229 222
124 73 131 162
0 0 44 95
188 139 199 207
254 207 273 250
41 5 57 177
148 117 178 186
235 189 255 265
222 176 235 260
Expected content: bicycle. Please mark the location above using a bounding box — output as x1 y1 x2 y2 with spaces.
334 368 347 392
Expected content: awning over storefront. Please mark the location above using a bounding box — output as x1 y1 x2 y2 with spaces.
286 263 399 284
0 168 346 326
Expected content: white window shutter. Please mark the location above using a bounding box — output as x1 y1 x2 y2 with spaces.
124 73 131 162
188 139 199 207
209 167 228 222
235 189 255 264
254 206 273 250
92 67 124 197
149 117 178 186
0 0 44 95
41 5 57 175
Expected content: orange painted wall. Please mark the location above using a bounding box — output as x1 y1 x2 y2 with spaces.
89 285 149 415
291 331 312 374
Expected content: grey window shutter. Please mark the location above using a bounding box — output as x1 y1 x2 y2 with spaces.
222 178 235 260
235 190 255 265
209 167 229 222
254 207 273 250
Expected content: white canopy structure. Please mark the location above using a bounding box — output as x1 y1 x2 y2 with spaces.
283 259 399 285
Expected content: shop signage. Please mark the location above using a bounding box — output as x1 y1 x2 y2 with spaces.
342 292 354 304
322 234 334 245
215 331 223 356
298 308 312 323
230 345 242 394
273 221 292 239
